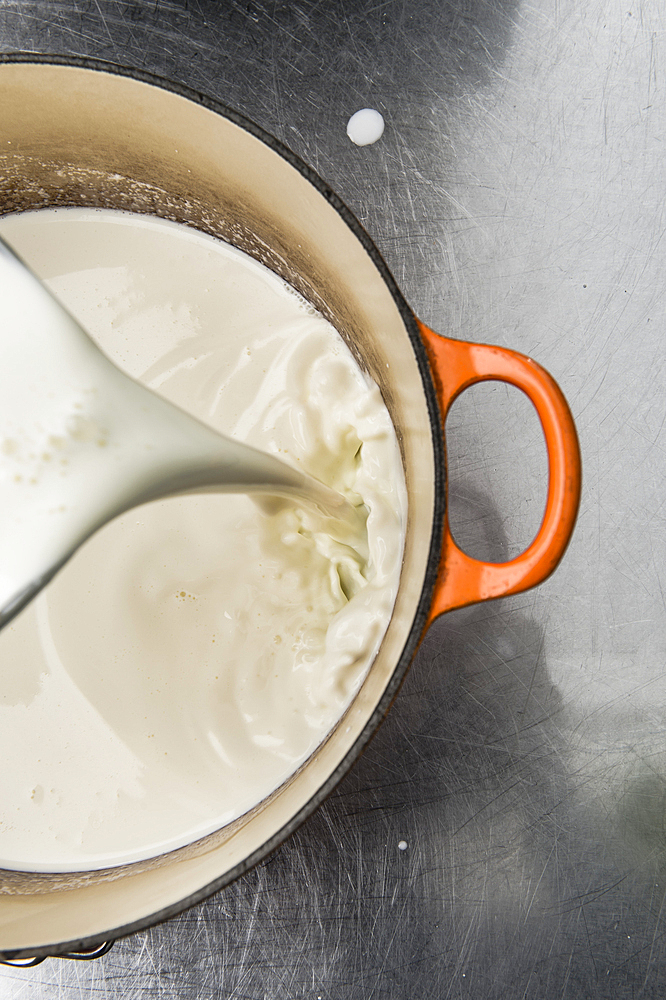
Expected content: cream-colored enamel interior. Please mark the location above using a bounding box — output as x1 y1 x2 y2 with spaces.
0 63 436 953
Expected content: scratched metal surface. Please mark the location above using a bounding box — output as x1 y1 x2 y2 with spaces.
0 0 664 996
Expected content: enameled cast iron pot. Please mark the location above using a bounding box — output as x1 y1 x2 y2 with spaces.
0 56 581 961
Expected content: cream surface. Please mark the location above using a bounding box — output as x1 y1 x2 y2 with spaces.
0 209 406 872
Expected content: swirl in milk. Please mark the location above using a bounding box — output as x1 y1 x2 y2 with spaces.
0 209 406 872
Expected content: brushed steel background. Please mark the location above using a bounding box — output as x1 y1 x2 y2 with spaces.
0 1 664 996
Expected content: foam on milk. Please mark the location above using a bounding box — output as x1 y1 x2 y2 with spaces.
0 209 406 872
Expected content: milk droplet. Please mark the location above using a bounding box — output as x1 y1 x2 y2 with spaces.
346 108 385 146
398 839 408 851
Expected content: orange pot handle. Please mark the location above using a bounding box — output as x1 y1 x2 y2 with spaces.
418 321 581 626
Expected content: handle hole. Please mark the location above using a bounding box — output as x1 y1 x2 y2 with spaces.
444 381 548 562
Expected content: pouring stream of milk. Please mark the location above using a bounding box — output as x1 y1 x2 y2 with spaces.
0 237 358 629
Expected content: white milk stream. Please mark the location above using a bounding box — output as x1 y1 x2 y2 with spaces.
0 234 357 628
0 209 407 872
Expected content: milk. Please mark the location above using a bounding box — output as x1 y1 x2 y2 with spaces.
0 236 357 627
0 209 406 872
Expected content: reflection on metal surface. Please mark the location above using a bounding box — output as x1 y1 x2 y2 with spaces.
0 0 665 996
0 941 114 968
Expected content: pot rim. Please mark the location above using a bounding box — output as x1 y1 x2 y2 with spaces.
0 51 446 960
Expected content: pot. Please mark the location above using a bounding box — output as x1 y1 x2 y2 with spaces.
0 55 581 960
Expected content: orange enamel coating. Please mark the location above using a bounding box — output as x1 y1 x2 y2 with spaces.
418 321 581 626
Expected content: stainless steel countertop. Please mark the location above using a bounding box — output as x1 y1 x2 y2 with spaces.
1 0 664 996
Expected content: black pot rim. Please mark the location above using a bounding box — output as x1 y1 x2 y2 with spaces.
0 51 446 962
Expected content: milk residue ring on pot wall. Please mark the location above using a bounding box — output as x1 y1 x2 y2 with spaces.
0 208 407 873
